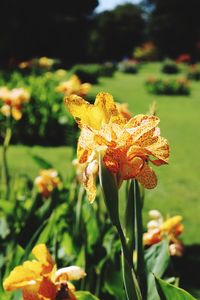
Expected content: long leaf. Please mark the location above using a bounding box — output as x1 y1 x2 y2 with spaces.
29 153 53 169
75 291 99 300
155 276 197 300
122 254 143 300
145 239 170 300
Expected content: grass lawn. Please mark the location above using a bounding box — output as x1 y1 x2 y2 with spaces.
2 63 200 244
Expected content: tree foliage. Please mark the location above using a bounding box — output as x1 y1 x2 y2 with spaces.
145 0 200 58
88 4 145 61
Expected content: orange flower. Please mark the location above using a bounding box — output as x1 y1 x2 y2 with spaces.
56 75 91 97
35 169 60 198
3 244 86 300
0 87 30 120
65 92 169 202
143 210 184 256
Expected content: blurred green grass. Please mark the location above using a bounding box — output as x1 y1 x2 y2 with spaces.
2 63 200 244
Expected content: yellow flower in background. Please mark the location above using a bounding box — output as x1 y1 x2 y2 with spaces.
38 57 55 68
0 87 30 120
35 169 60 198
56 75 91 97
143 210 184 256
65 92 169 202
3 244 86 300
160 215 184 238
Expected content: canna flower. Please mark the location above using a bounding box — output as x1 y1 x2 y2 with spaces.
65 92 169 202
35 169 60 198
0 87 30 120
143 210 184 256
56 75 91 97
3 244 86 300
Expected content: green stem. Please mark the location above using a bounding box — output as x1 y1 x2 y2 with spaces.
133 180 147 300
98 154 142 300
2 126 12 199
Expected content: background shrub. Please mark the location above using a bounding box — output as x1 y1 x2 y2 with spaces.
145 77 190 95
118 60 139 74
161 59 179 74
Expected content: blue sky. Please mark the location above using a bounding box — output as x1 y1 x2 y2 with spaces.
96 0 141 13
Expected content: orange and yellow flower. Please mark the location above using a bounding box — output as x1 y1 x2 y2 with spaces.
35 169 60 198
56 75 91 97
3 244 86 300
65 92 169 202
0 87 30 120
143 210 184 256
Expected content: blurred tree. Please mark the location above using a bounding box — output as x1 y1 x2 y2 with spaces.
0 0 98 67
144 0 200 58
87 4 145 61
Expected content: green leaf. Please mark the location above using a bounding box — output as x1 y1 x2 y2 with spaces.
145 239 170 300
155 276 197 300
29 153 53 169
122 254 142 300
98 154 120 227
74 291 100 300
104 267 125 300
126 180 146 297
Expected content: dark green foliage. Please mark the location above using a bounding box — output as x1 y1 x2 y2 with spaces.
145 0 200 58
0 0 98 67
88 4 145 61
161 59 179 74
71 63 116 84
187 65 200 80
145 77 190 95
118 60 139 74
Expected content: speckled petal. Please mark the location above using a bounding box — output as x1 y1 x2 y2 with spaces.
136 163 157 189
145 136 169 163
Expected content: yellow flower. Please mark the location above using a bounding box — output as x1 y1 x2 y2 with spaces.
65 92 169 202
38 57 55 68
143 211 184 256
160 215 184 238
0 87 30 120
56 75 91 97
35 169 60 198
3 244 86 300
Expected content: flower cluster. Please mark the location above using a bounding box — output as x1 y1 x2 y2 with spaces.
3 244 86 300
65 92 169 202
134 42 157 61
0 87 30 120
35 169 60 198
56 75 91 97
145 77 190 95
19 57 57 70
143 210 184 256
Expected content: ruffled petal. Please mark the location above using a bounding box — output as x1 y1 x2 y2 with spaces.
3 266 39 291
145 136 169 163
32 244 54 274
125 115 160 142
